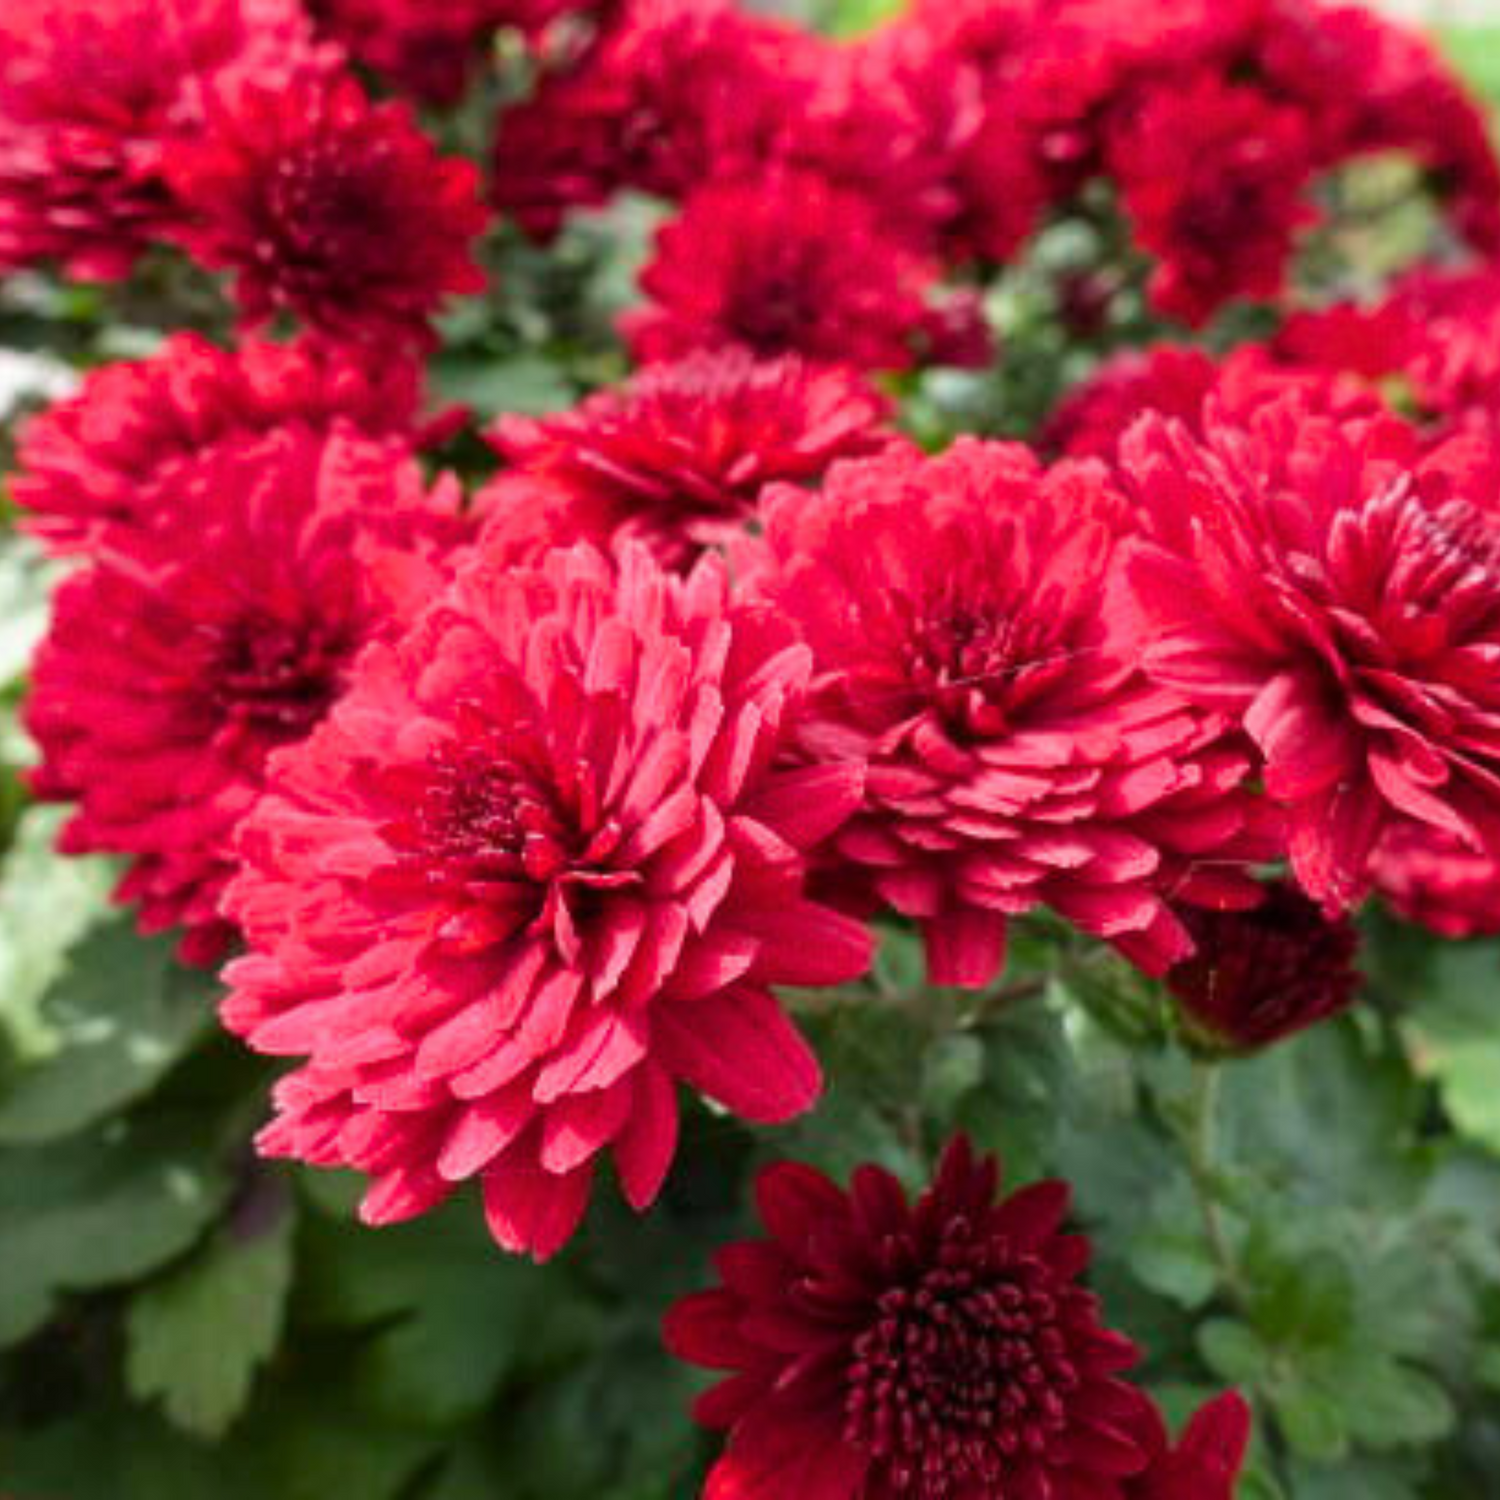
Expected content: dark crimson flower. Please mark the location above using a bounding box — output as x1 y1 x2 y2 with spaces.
1167 882 1359 1053
1124 1392 1252 1500
1116 380 1500 910
491 0 803 239
13 333 443 555
625 169 976 373
664 1135 1157 1500
1371 824 1500 939
746 438 1269 990
220 542 873 1259
1107 73 1317 326
307 0 581 106
780 25 981 256
0 0 327 279
26 427 459 965
475 351 893 571
166 73 488 348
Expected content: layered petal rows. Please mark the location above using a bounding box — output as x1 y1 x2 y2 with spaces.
222 542 873 1258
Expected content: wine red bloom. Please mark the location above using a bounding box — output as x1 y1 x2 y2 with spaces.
1107 73 1316 326
626 169 972 372
308 0 579 105
492 0 801 239
746 439 1268 990
1167 882 1359 1053
1124 1392 1251 1500
665 1135 1156 1500
166 73 488 349
475 351 893 571
26 428 459 965
1116 380 1500 910
0 0 327 279
13 333 442 555
220 542 872 1260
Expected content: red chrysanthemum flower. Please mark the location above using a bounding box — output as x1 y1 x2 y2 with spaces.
1256 0 1500 255
475 351 893 572
1166 881 1359 1053
220 541 873 1260
1106 72 1317 326
13 333 447 555
1116 379 1500 910
1277 267 1500 441
1124 1392 1251 1500
491 0 803 239
1043 347 1220 462
26 427 460 965
1370 824 1500 939
1044 345 1383 462
746 438 1269 990
0 0 328 279
166 73 488 348
664 1135 1157 1500
307 0 582 106
625 168 976 373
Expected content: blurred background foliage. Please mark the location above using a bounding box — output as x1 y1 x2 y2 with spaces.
4 15 1500 1500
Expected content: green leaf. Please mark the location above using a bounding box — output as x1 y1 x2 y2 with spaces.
0 534 55 690
300 1202 538 1425
0 1110 230 1348
1272 1376 1350 1462
1338 1358 1456 1450
126 1192 296 1439
430 353 574 421
1127 1194 1218 1310
0 920 215 1144
920 1032 985 1121
0 807 115 1064
1198 1319 1271 1385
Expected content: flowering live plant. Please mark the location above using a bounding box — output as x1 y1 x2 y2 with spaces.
2 1 1500 1497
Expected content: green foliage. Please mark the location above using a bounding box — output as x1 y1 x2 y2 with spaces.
126 1192 296 1439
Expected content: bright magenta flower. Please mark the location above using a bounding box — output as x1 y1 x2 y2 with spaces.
221 542 872 1260
166 73 488 348
747 438 1269 989
1117 380 1500 910
476 351 893 572
665 1136 1160 1500
26 427 459 964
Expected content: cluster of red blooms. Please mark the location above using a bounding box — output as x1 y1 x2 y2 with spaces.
494 0 1500 332
13 0 1500 1494
4 0 1496 355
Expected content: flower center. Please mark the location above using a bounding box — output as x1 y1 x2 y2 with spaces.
843 1228 1077 1497
905 601 1068 736
265 146 390 281
402 735 576 895
725 266 819 356
209 613 347 744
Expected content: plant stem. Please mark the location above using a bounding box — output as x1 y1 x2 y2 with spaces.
1184 1060 1249 1309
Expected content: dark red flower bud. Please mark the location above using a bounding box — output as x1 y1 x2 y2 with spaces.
1168 883 1359 1053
